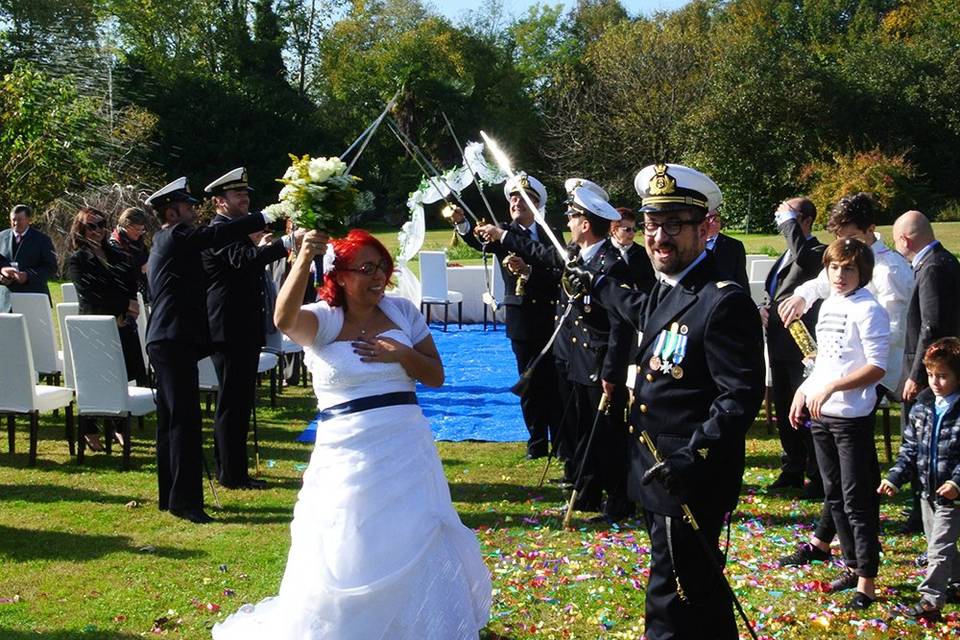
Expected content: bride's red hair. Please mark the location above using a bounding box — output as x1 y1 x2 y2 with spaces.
318 229 395 307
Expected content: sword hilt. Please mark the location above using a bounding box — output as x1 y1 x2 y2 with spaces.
638 430 699 529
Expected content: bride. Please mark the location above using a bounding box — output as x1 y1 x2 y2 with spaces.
213 229 491 639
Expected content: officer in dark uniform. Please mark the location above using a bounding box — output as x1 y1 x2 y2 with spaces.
145 177 286 523
202 167 299 489
568 163 765 638
452 173 562 459
500 185 635 522
609 206 656 293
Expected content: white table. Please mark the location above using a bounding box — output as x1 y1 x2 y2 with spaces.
445 265 504 324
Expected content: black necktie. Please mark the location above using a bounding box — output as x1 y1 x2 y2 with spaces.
648 280 672 315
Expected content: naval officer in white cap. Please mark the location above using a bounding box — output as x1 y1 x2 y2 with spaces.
566 163 764 638
145 176 289 523
202 168 303 490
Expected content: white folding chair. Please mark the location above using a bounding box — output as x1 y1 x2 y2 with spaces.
10 292 63 385
418 251 463 331
55 302 80 390
66 315 156 469
0 313 74 465
483 263 505 331
280 333 307 388
60 282 78 304
259 350 279 407
748 281 768 306
749 258 777 283
197 356 219 415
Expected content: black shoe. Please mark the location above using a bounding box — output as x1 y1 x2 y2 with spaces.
829 570 859 593
908 600 941 621
800 482 825 501
945 582 960 604
846 591 875 610
221 478 269 490
526 448 549 460
898 516 923 535
777 542 830 567
170 508 215 524
768 473 803 490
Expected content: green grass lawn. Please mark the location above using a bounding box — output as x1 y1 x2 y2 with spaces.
1 378 957 638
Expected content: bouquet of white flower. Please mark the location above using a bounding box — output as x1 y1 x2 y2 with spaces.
263 154 360 234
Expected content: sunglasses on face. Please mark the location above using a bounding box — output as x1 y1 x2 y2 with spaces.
341 259 391 277
641 219 702 237
83 219 107 231
618 226 636 233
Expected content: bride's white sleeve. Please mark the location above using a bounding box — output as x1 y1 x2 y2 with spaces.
301 301 344 349
385 297 431 344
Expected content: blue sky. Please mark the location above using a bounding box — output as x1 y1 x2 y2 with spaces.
432 0 692 22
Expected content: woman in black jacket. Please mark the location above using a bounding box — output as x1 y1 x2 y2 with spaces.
66 207 147 451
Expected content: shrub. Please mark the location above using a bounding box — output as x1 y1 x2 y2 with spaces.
799 148 926 226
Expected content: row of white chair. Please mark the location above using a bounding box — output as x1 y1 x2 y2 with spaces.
0 309 155 468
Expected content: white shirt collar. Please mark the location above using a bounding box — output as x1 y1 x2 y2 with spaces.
659 250 708 287
520 222 539 241
579 239 605 263
912 240 939 268
935 391 960 413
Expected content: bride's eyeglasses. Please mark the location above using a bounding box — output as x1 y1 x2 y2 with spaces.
341 259 392 277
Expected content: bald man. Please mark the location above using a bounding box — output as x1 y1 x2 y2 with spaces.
892 210 960 531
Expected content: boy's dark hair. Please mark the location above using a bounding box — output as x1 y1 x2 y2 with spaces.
823 237 874 288
923 337 960 378
827 192 877 234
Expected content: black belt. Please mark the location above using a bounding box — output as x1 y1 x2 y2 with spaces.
318 392 418 422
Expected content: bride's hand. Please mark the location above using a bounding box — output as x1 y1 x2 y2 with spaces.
352 335 407 363
299 230 328 262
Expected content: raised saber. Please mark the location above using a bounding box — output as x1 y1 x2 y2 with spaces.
441 112 499 225
387 119 482 225
639 430 759 640
479 131 568 263
343 87 401 174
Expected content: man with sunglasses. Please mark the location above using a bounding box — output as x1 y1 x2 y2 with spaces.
451 173 563 461
566 163 764 639
202 167 303 491
145 176 289 524
610 207 656 293
0 204 58 312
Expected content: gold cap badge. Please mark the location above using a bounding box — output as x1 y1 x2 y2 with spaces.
649 164 676 196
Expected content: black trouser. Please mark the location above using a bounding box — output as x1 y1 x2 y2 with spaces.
119 322 147 386
510 336 558 456
148 341 204 512
555 360 578 475
570 382 631 518
211 345 260 486
643 507 737 640
811 414 881 577
771 361 820 483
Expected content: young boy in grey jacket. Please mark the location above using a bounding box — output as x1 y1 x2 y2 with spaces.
880 337 960 620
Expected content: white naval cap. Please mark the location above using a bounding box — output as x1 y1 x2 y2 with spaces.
205 167 252 194
634 163 722 214
564 178 609 202
568 186 621 221
503 172 547 209
145 177 200 209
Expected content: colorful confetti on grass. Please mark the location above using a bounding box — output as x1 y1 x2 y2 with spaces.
470 435 960 639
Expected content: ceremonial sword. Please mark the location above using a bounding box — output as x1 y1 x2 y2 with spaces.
562 392 610 529
639 430 759 640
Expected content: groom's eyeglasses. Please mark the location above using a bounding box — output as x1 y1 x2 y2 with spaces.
342 259 391 276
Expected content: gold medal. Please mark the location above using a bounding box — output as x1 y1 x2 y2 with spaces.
670 365 684 380
650 356 662 371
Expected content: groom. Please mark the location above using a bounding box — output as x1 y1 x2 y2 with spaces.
566 163 764 639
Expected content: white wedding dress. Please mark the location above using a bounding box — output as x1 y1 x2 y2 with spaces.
213 297 491 639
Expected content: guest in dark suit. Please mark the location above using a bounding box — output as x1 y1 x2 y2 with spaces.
705 212 749 290
568 163 765 639
893 210 960 530
610 207 656 294
66 206 146 451
202 167 298 489
760 197 825 494
108 208 152 305
145 177 286 524
451 172 562 459
0 204 58 312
